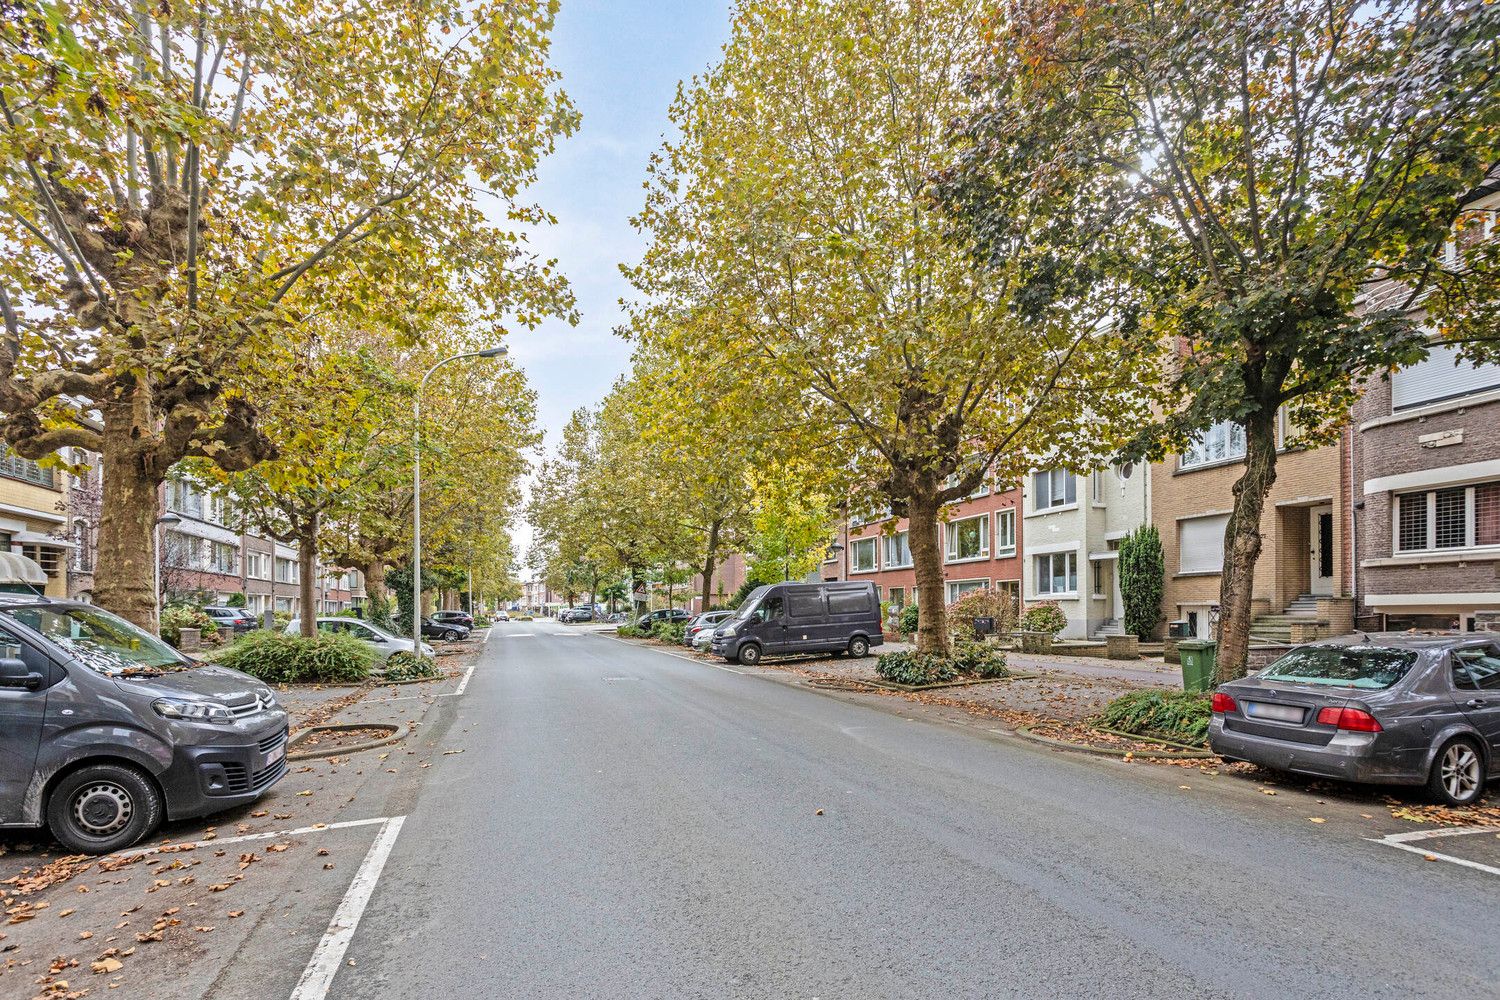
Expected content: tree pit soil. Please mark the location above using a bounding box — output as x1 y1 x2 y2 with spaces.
287 723 403 759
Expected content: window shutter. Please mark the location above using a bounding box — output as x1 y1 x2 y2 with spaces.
1392 343 1500 410
1178 515 1229 574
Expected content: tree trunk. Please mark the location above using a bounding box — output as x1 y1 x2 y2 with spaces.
94 405 162 631
363 559 386 603
1216 415 1279 681
907 488 950 656
700 518 722 612
298 515 318 638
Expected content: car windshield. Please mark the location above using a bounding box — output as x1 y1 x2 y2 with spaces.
6 604 185 675
734 588 770 620
1259 646 1418 690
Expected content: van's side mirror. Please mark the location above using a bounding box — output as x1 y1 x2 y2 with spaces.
0 657 42 691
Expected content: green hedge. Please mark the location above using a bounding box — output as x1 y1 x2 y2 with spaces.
160 605 220 648
212 631 375 685
876 639 1007 685
382 651 441 681
652 621 686 643
1096 690 1211 747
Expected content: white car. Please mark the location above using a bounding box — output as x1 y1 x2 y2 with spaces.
284 618 434 661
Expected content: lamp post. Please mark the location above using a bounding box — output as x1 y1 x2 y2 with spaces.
154 512 181 626
829 541 845 582
412 346 508 654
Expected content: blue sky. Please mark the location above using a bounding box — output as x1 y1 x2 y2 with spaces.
509 0 732 446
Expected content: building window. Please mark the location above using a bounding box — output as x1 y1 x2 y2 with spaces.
210 541 238 575
1391 342 1500 411
167 478 207 519
1180 421 1247 470
1034 552 1077 596
163 531 198 568
993 580 1020 615
995 509 1016 556
849 537 878 573
1396 481 1500 553
1178 514 1229 574
946 579 987 603
70 519 93 572
245 551 270 580
883 530 912 569
945 514 990 562
0 450 55 488
275 557 299 584
1091 471 1104 503
1032 469 1076 512
20 543 61 576
887 587 906 608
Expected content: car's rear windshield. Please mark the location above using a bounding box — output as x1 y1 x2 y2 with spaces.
4 605 185 675
1259 646 1418 690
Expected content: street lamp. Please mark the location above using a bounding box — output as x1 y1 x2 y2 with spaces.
829 541 845 582
154 512 181 624
412 345 508 654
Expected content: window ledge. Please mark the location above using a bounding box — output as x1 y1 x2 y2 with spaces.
945 555 991 565
1030 592 1079 601
1026 503 1079 518
848 568 879 575
995 548 1017 559
1360 386 1500 431
1174 571 1223 579
885 562 913 570
1363 550 1500 568
1175 456 1246 475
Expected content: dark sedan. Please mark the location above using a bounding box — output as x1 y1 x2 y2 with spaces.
421 618 470 642
431 610 474 629
1209 633 1499 805
633 608 690 630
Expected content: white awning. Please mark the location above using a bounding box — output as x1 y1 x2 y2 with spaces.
1088 551 1119 562
12 530 76 549
0 550 47 585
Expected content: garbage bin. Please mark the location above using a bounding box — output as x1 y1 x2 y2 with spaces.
972 616 996 636
1177 639 1217 692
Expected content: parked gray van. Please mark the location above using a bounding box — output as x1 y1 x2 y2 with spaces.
710 582 883 665
0 596 288 853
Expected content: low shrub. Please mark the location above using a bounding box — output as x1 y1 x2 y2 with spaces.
1096 690 1211 747
617 623 644 637
160 605 220 648
952 638 1009 679
948 589 1018 641
212 630 375 685
898 603 920 636
652 622 686 643
382 651 441 681
1019 601 1067 636
875 650 959 686
471 615 493 628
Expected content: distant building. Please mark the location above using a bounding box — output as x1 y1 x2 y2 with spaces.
0 448 71 597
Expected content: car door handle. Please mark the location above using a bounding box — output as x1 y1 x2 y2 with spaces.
1465 699 1488 708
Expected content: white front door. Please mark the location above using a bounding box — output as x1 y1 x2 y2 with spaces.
1309 505 1334 596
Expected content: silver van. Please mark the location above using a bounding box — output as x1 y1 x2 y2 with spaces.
0 596 288 853
710 582 883 666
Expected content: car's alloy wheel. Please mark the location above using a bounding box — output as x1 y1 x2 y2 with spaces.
1431 738 1485 806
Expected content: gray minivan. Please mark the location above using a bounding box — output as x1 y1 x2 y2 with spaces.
0 596 288 853
710 582 883 665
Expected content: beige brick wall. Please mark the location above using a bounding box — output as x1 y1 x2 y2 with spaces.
1152 440 1347 628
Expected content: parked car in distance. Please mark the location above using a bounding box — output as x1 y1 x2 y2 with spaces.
634 608 691 630
421 618 470 642
494 611 510 622
284 618 434 661
431 610 474 629
683 610 734 647
0 595 289 853
1209 632 1499 806
561 607 595 624
710 582 882 666
202 605 257 633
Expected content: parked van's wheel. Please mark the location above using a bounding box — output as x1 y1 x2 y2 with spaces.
736 643 762 666
1428 736 1486 806
848 636 870 658
47 764 163 855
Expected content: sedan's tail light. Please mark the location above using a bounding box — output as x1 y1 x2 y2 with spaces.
1210 692 1237 714
1315 706 1383 732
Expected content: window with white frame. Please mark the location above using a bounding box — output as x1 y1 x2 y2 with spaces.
883 530 912 568
275 556 299 584
1178 514 1229 573
245 551 270 580
945 513 990 562
210 541 238 575
995 509 1016 556
946 579 987 603
1091 471 1104 503
1032 469 1076 511
887 587 907 608
1180 421 1247 470
849 537 878 573
167 479 206 519
1396 482 1500 553
1034 552 1078 596
1390 343 1500 411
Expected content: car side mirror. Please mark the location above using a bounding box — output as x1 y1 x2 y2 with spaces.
0 657 42 691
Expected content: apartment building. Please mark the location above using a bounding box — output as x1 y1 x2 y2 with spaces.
687 551 749 613
835 485 1024 614
1351 173 1500 631
0 449 71 597
1152 420 1352 641
1021 465 1151 639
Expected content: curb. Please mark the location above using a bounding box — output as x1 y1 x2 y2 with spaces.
1015 724 1216 761
287 722 409 761
376 672 449 687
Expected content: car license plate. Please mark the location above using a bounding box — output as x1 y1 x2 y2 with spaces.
1244 701 1306 724
264 743 286 767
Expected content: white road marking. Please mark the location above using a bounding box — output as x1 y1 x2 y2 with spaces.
599 633 746 673
116 816 394 858
1369 825 1500 877
454 656 478 696
289 815 407 1000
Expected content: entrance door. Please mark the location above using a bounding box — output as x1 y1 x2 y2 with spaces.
1309 505 1334 596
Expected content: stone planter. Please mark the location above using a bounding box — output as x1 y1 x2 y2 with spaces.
1017 630 1053 654
1106 634 1139 660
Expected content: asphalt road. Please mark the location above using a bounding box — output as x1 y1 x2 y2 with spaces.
331 623 1497 999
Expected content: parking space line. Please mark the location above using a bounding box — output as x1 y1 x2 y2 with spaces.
122 816 394 858
289 815 407 1000
599 632 747 674
1368 826 1500 877
454 657 478 696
